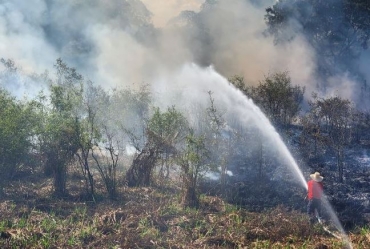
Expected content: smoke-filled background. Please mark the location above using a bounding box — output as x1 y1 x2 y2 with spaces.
0 0 369 106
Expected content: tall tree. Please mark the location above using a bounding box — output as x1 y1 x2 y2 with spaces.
304 95 353 182
40 59 83 197
177 131 209 208
265 0 370 79
126 106 188 187
94 86 152 191
75 81 108 201
245 72 304 126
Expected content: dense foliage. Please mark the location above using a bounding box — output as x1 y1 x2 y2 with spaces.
0 89 38 178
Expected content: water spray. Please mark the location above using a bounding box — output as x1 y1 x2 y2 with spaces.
319 195 353 248
217 68 352 248
159 64 352 248
246 93 353 248
234 81 353 248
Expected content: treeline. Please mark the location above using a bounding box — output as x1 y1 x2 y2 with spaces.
230 72 370 184
1 59 370 209
0 59 232 208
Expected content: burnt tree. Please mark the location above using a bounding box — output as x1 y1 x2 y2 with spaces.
126 107 187 187
126 145 158 187
126 129 178 187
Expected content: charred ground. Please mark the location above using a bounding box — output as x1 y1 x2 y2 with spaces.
0 161 369 249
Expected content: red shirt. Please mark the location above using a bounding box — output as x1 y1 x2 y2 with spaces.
307 180 323 200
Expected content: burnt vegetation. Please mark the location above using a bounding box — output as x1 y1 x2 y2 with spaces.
0 58 370 248
1 0 370 248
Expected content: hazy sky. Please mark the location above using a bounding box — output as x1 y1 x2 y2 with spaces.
0 0 368 105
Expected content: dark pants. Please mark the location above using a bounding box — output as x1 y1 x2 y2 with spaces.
307 198 321 219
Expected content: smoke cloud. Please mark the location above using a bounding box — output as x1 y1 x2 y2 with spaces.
141 0 203 27
0 0 368 105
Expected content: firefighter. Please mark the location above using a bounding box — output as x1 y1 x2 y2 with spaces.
307 172 324 224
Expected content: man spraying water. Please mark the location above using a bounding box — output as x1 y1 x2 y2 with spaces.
307 172 324 224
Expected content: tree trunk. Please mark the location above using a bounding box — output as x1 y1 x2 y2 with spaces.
181 175 199 208
126 147 157 187
77 151 95 201
53 163 68 197
87 168 95 200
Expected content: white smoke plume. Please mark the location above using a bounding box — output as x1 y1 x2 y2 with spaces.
0 0 367 105
141 0 204 27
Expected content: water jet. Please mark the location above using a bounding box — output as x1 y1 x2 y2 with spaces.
156 63 353 248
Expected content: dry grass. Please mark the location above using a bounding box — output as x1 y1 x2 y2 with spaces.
0 170 368 248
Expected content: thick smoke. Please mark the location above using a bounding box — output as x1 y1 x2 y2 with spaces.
0 0 368 106
141 0 204 27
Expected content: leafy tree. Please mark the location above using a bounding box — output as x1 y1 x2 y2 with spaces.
42 112 80 196
228 75 248 95
126 106 188 187
40 59 83 197
74 81 108 201
81 85 138 199
147 106 189 179
93 86 151 192
177 131 209 208
246 72 304 126
0 89 37 178
77 84 149 200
